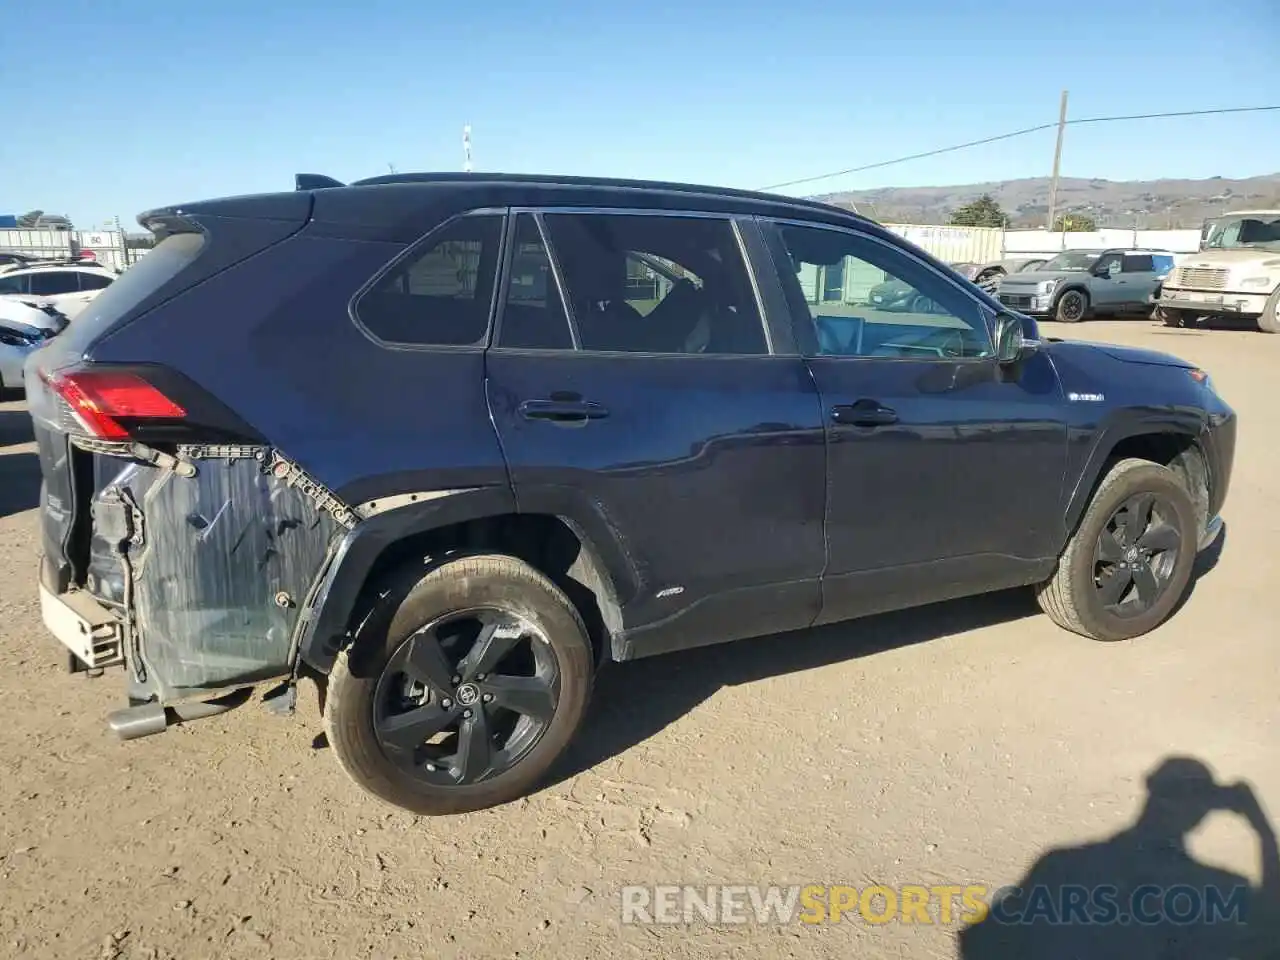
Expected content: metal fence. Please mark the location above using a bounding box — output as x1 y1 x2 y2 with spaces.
0 229 143 273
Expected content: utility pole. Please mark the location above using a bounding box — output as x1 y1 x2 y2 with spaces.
1045 89 1069 231
463 124 473 173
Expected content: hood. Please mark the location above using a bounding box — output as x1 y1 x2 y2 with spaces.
1059 340 1198 369
1178 249 1280 268
0 298 63 333
1000 270 1085 286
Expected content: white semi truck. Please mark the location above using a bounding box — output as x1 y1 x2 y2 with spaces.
1154 210 1280 333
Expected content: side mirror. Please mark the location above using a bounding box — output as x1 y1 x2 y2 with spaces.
994 312 1032 363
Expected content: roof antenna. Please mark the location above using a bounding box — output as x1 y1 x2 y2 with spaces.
463 124 472 173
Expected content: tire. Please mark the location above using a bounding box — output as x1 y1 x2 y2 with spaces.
1259 288 1280 334
324 553 594 815
1036 458 1198 642
1054 288 1089 323
908 293 933 314
1155 306 1186 328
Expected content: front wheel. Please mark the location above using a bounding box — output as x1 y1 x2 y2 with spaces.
1036 459 1198 641
324 553 594 815
1055 289 1089 323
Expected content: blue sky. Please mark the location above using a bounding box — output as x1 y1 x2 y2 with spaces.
2 0 1277 228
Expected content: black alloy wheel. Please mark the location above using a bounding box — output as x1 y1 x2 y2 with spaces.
373 607 559 786
1056 289 1087 322
1092 492 1181 617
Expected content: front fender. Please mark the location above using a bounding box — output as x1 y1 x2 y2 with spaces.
1063 411 1207 534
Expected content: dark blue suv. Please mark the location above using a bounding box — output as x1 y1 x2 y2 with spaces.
26 173 1236 814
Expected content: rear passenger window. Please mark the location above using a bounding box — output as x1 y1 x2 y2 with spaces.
1122 254 1154 272
541 213 767 355
29 271 80 296
77 273 113 291
357 214 503 346
497 214 573 350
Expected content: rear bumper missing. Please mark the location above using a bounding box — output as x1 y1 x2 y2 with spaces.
38 577 126 671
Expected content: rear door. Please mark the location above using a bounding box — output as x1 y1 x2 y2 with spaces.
1119 253 1157 308
485 209 827 656
759 218 1069 624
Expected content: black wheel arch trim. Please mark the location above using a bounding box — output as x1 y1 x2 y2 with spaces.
1062 412 1210 540
295 483 638 674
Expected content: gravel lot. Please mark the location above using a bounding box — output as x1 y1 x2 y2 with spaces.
0 318 1275 959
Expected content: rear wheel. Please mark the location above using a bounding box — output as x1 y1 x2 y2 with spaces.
1054 289 1089 323
324 553 594 815
1259 288 1280 334
1036 459 1198 641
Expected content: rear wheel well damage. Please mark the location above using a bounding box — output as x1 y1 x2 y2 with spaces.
332 514 622 670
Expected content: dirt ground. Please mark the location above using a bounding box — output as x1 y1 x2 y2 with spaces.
0 318 1275 959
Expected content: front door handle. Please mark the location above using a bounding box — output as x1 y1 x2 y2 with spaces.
519 399 609 424
831 400 898 427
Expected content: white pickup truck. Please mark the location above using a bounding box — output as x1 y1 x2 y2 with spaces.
1155 210 1280 333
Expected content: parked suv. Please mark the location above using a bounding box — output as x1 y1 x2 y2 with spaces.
28 173 1235 815
997 248 1176 322
0 262 116 319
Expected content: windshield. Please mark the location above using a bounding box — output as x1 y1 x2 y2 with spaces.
1040 251 1099 272
1202 215 1280 252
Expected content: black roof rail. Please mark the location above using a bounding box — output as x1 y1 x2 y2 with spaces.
295 173 345 191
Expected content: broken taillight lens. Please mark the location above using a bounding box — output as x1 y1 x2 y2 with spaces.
43 368 187 440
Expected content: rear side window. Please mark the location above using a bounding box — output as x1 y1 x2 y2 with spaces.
29 271 80 296
357 214 504 347
0 274 29 295
1152 254 1175 274
78 272 113 291
1122 254 1154 272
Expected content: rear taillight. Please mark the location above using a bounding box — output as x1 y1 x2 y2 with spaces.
43 368 186 440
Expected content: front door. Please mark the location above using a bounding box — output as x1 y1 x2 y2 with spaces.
1089 250 1127 310
485 210 827 656
759 219 1069 624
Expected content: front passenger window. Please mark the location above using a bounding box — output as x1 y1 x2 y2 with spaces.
770 224 992 361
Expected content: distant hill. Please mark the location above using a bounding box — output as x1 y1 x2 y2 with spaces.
818 174 1280 228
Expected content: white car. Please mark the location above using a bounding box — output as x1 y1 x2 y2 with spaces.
0 300 65 394
0 263 116 319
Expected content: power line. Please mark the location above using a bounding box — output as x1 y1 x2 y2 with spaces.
757 105 1280 193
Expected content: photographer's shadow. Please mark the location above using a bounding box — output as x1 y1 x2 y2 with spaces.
959 756 1279 959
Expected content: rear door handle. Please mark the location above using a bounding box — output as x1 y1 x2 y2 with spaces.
831 400 898 427
519 399 609 424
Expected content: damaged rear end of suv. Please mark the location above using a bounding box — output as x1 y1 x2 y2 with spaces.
28 190 352 730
